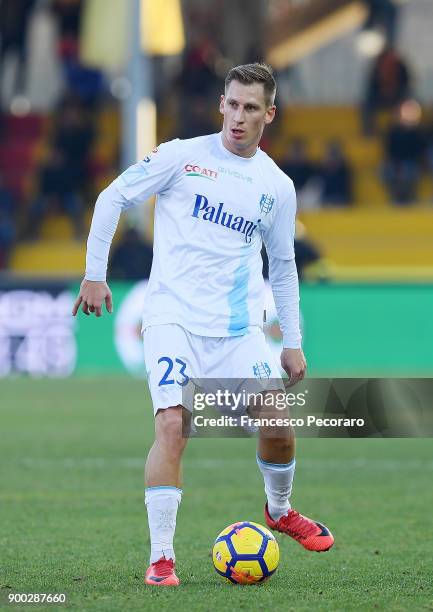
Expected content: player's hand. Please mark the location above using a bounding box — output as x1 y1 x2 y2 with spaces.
72 279 113 317
281 348 306 387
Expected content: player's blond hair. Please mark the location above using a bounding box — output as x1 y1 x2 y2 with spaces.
225 63 276 106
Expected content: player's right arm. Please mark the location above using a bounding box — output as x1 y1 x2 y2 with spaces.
262 175 305 386
72 141 180 317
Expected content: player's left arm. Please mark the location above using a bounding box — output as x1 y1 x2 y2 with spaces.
262 177 306 386
269 256 306 386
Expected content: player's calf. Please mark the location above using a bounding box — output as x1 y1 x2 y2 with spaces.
145 406 189 487
144 406 188 577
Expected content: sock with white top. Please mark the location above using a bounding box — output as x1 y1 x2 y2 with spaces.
256 454 296 521
145 486 182 563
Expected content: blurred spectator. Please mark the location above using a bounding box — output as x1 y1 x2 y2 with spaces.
53 1 104 108
52 0 81 65
54 96 94 191
362 0 399 46
0 0 36 104
281 139 318 191
294 237 322 280
294 220 323 281
319 142 353 206
110 228 153 280
178 96 215 139
281 139 322 208
52 0 82 40
362 47 411 136
426 126 433 198
24 147 84 240
179 38 220 101
178 38 222 134
382 100 425 205
62 61 105 107
261 221 322 281
0 172 16 268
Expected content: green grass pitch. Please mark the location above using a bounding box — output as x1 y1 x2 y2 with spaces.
1 378 432 611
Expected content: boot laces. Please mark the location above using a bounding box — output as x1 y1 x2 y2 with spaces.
279 510 318 539
153 557 174 577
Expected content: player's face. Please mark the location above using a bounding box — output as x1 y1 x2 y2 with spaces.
219 80 276 158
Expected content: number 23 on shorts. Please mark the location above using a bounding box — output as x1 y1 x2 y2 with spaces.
158 356 189 387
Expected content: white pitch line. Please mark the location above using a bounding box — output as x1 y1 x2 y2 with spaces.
10 457 433 470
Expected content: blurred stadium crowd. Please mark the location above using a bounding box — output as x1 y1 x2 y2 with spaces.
1 0 433 277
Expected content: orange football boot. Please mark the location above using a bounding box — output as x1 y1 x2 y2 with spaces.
265 504 334 552
145 557 180 586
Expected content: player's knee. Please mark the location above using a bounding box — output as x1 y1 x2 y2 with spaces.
155 406 187 453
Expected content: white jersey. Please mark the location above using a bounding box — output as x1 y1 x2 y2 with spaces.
113 132 297 337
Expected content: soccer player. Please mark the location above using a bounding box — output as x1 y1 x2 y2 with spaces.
72 63 334 586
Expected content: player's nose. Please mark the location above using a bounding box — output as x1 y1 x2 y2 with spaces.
234 107 245 122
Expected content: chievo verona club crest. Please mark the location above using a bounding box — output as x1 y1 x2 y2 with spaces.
259 193 275 214
191 193 259 243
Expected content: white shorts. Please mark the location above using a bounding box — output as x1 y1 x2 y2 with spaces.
143 324 283 415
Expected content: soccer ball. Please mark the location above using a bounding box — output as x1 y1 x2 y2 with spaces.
212 521 279 584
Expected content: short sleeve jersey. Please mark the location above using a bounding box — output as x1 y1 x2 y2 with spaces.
114 132 297 337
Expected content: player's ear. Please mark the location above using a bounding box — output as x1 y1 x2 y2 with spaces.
264 105 276 125
219 94 225 115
